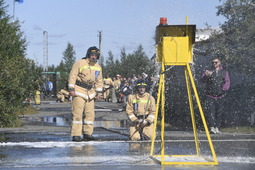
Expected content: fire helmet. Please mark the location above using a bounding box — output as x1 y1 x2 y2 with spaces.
136 80 147 89
84 46 100 59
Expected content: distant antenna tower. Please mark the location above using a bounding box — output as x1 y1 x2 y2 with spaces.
43 31 48 71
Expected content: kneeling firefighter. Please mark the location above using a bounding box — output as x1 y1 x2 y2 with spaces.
68 46 103 142
126 80 156 140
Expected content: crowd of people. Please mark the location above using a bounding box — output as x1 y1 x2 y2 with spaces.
102 73 153 108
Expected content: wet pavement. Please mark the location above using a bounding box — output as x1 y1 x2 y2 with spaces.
0 100 255 169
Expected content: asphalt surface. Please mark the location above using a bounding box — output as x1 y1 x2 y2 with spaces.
0 100 255 169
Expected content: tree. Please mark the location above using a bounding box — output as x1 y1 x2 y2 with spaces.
56 42 76 90
215 0 255 74
124 45 152 77
102 45 153 78
0 0 41 127
62 42 76 73
119 47 129 76
98 54 105 67
192 0 255 127
104 51 116 77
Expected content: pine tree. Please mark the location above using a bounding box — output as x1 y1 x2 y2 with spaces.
62 42 76 73
0 0 41 127
56 42 76 89
104 51 115 77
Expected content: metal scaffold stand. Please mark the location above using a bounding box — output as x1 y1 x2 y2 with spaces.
150 17 218 165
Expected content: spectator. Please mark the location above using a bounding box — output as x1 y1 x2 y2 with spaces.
45 78 53 98
202 57 230 134
120 80 133 109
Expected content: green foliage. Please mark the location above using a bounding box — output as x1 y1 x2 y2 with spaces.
103 45 153 78
98 54 105 67
103 51 115 77
221 126 255 134
62 42 76 72
209 0 255 74
0 0 41 127
56 42 76 90
192 0 255 127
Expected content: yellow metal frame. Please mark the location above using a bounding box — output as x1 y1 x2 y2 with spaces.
150 17 218 165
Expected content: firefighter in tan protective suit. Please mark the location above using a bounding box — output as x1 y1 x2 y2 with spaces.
56 89 70 102
68 46 103 142
126 80 156 141
114 75 122 102
103 75 114 101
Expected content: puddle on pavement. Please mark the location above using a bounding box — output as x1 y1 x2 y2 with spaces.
26 116 129 128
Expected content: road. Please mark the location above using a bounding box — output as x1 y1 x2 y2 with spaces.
0 100 254 169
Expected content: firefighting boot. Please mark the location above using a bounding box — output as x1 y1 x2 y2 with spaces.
72 136 82 142
83 134 96 141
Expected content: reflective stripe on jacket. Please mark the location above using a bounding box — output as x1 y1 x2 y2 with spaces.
103 78 114 88
68 58 103 100
126 92 156 123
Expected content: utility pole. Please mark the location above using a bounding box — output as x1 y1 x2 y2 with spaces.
43 31 48 72
98 30 102 58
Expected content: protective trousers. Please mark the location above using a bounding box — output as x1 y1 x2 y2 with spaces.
103 88 111 100
58 94 65 102
129 122 154 141
71 96 95 136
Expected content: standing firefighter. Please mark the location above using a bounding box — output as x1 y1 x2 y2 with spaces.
126 80 156 140
103 75 114 101
68 46 103 142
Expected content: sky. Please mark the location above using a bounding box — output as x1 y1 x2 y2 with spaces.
5 0 226 67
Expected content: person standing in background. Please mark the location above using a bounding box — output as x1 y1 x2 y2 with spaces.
202 57 230 134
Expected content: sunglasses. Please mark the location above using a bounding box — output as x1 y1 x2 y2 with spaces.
212 62 218 64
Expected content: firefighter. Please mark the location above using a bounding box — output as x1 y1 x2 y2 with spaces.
103 75 114 102
68 46 103 142
114 75 122 103
56 89 70 102
126 80 156 141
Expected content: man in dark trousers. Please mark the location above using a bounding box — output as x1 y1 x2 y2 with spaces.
202 57 230 134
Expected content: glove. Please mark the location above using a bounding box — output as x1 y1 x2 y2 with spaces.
145 119 152 126
133 119 141 126
139 120 148 128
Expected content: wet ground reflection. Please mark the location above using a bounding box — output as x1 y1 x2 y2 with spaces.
26 116 129 128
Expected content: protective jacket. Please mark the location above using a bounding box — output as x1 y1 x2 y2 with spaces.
126 92 156 123
57 89 69 102
202 66 230 98
103 78 114 89
68 58 103 100
113 79 121 90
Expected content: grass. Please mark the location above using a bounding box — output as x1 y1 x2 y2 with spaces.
156 121 255 134
7 105 39 128
17 105 39 115
221 126 255 134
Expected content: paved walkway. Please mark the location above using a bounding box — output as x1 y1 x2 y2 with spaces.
0 100 255 169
